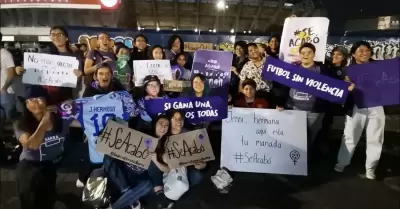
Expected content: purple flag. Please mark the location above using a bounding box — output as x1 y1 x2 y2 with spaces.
191 50 233 97
144 96 228 124
262 57 350 104
346 58 400 108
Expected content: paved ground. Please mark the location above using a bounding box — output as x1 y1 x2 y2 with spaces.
1 127 399 209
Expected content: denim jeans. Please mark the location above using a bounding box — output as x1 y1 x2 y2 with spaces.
103 156 152 209
187 166 204 186
0 92 23 119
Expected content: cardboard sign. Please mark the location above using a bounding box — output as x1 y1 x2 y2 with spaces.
164 128 215 169
96 120 159 169
184 42 213 52
163 80 191 92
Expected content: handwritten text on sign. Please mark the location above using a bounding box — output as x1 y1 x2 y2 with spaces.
22 53 79 88
221 108 308 176
184 42 213 52
96 120 159 169
262 57 350 104
133 60 172 86
164 128 215 169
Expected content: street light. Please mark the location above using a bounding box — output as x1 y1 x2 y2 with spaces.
216 1 225 10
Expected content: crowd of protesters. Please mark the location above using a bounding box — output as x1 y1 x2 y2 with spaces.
0 24 396 209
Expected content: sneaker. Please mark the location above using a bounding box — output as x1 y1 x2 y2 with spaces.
365 169 376 180
76 179 85 188
155 193 174 209
333 164 345 173
131 201 141 209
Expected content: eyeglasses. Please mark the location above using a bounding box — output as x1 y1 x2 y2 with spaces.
50 33 65 38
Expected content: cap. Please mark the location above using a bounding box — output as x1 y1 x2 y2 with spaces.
143 75 161 87
24 85 50 101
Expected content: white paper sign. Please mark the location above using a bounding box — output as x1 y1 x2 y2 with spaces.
221 108 308 176
133 60 172 86
279 17 329 63
22 53 79 88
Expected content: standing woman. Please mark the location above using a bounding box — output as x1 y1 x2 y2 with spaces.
165 35 193 70
335 41 385 180
83 32 116 86
239 43 272 99
47 26 83 103
315 46 350 153
265 35 280 58
130 34 149 62
15 85 80 209
230 41 249 102
149 45 166 60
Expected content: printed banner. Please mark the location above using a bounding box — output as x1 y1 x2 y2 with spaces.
262 57 350 104
346 58 400 108
191 50 232 97
59 91 136 163
184 42 214 52
133 60 172 86
96 120 159 169
163 80 191 92
279 17 329 63
164 128 215 169
144 96 228 124
221 108 308 176
22 52 79 87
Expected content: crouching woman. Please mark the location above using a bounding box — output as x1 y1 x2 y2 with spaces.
15 85 80 209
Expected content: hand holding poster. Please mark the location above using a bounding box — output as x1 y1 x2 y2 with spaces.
191 50 232 97
133 60 172 86
96 120 159 169
279 17 329 63
262 57 350 104
345 58 400 108
221 108 307 176
164 128 215 169
23 53 79 87
144 96 228 123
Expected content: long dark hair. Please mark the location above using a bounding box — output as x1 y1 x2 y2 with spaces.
266 35 280 57
167 35 184 52
328 46 348 68
191 73 210 96
152 113 170 164
49 26 73 55
17 108 63 136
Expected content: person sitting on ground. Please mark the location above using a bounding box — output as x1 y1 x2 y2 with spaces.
134 75 168 133
233 79 269 109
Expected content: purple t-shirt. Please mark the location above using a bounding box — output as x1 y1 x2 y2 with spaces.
86 49 116 71
15 121 70 162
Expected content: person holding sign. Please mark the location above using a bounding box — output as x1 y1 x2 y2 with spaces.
114 46 133 91
46 26 84 104
14 85 81 209
76 63 129 188
135 75 168 133
335 41 386 180
284 43 326 147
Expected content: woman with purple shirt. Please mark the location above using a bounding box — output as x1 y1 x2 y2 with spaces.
165 35 193 70
14 85 80 209
83 32 116 86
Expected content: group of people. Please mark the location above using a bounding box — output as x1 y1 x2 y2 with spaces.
0 23 391 209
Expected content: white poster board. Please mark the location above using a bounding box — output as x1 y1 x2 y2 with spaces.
279 17 329 64
221 108 308 176
133 60 172 86
22 53 79 87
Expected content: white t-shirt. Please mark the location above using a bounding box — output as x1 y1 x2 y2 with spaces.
1 48 23 96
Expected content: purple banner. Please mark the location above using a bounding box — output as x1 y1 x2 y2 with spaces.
346 58 400 108
191 50 233 97
144 96 228 124
262 57 350 104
